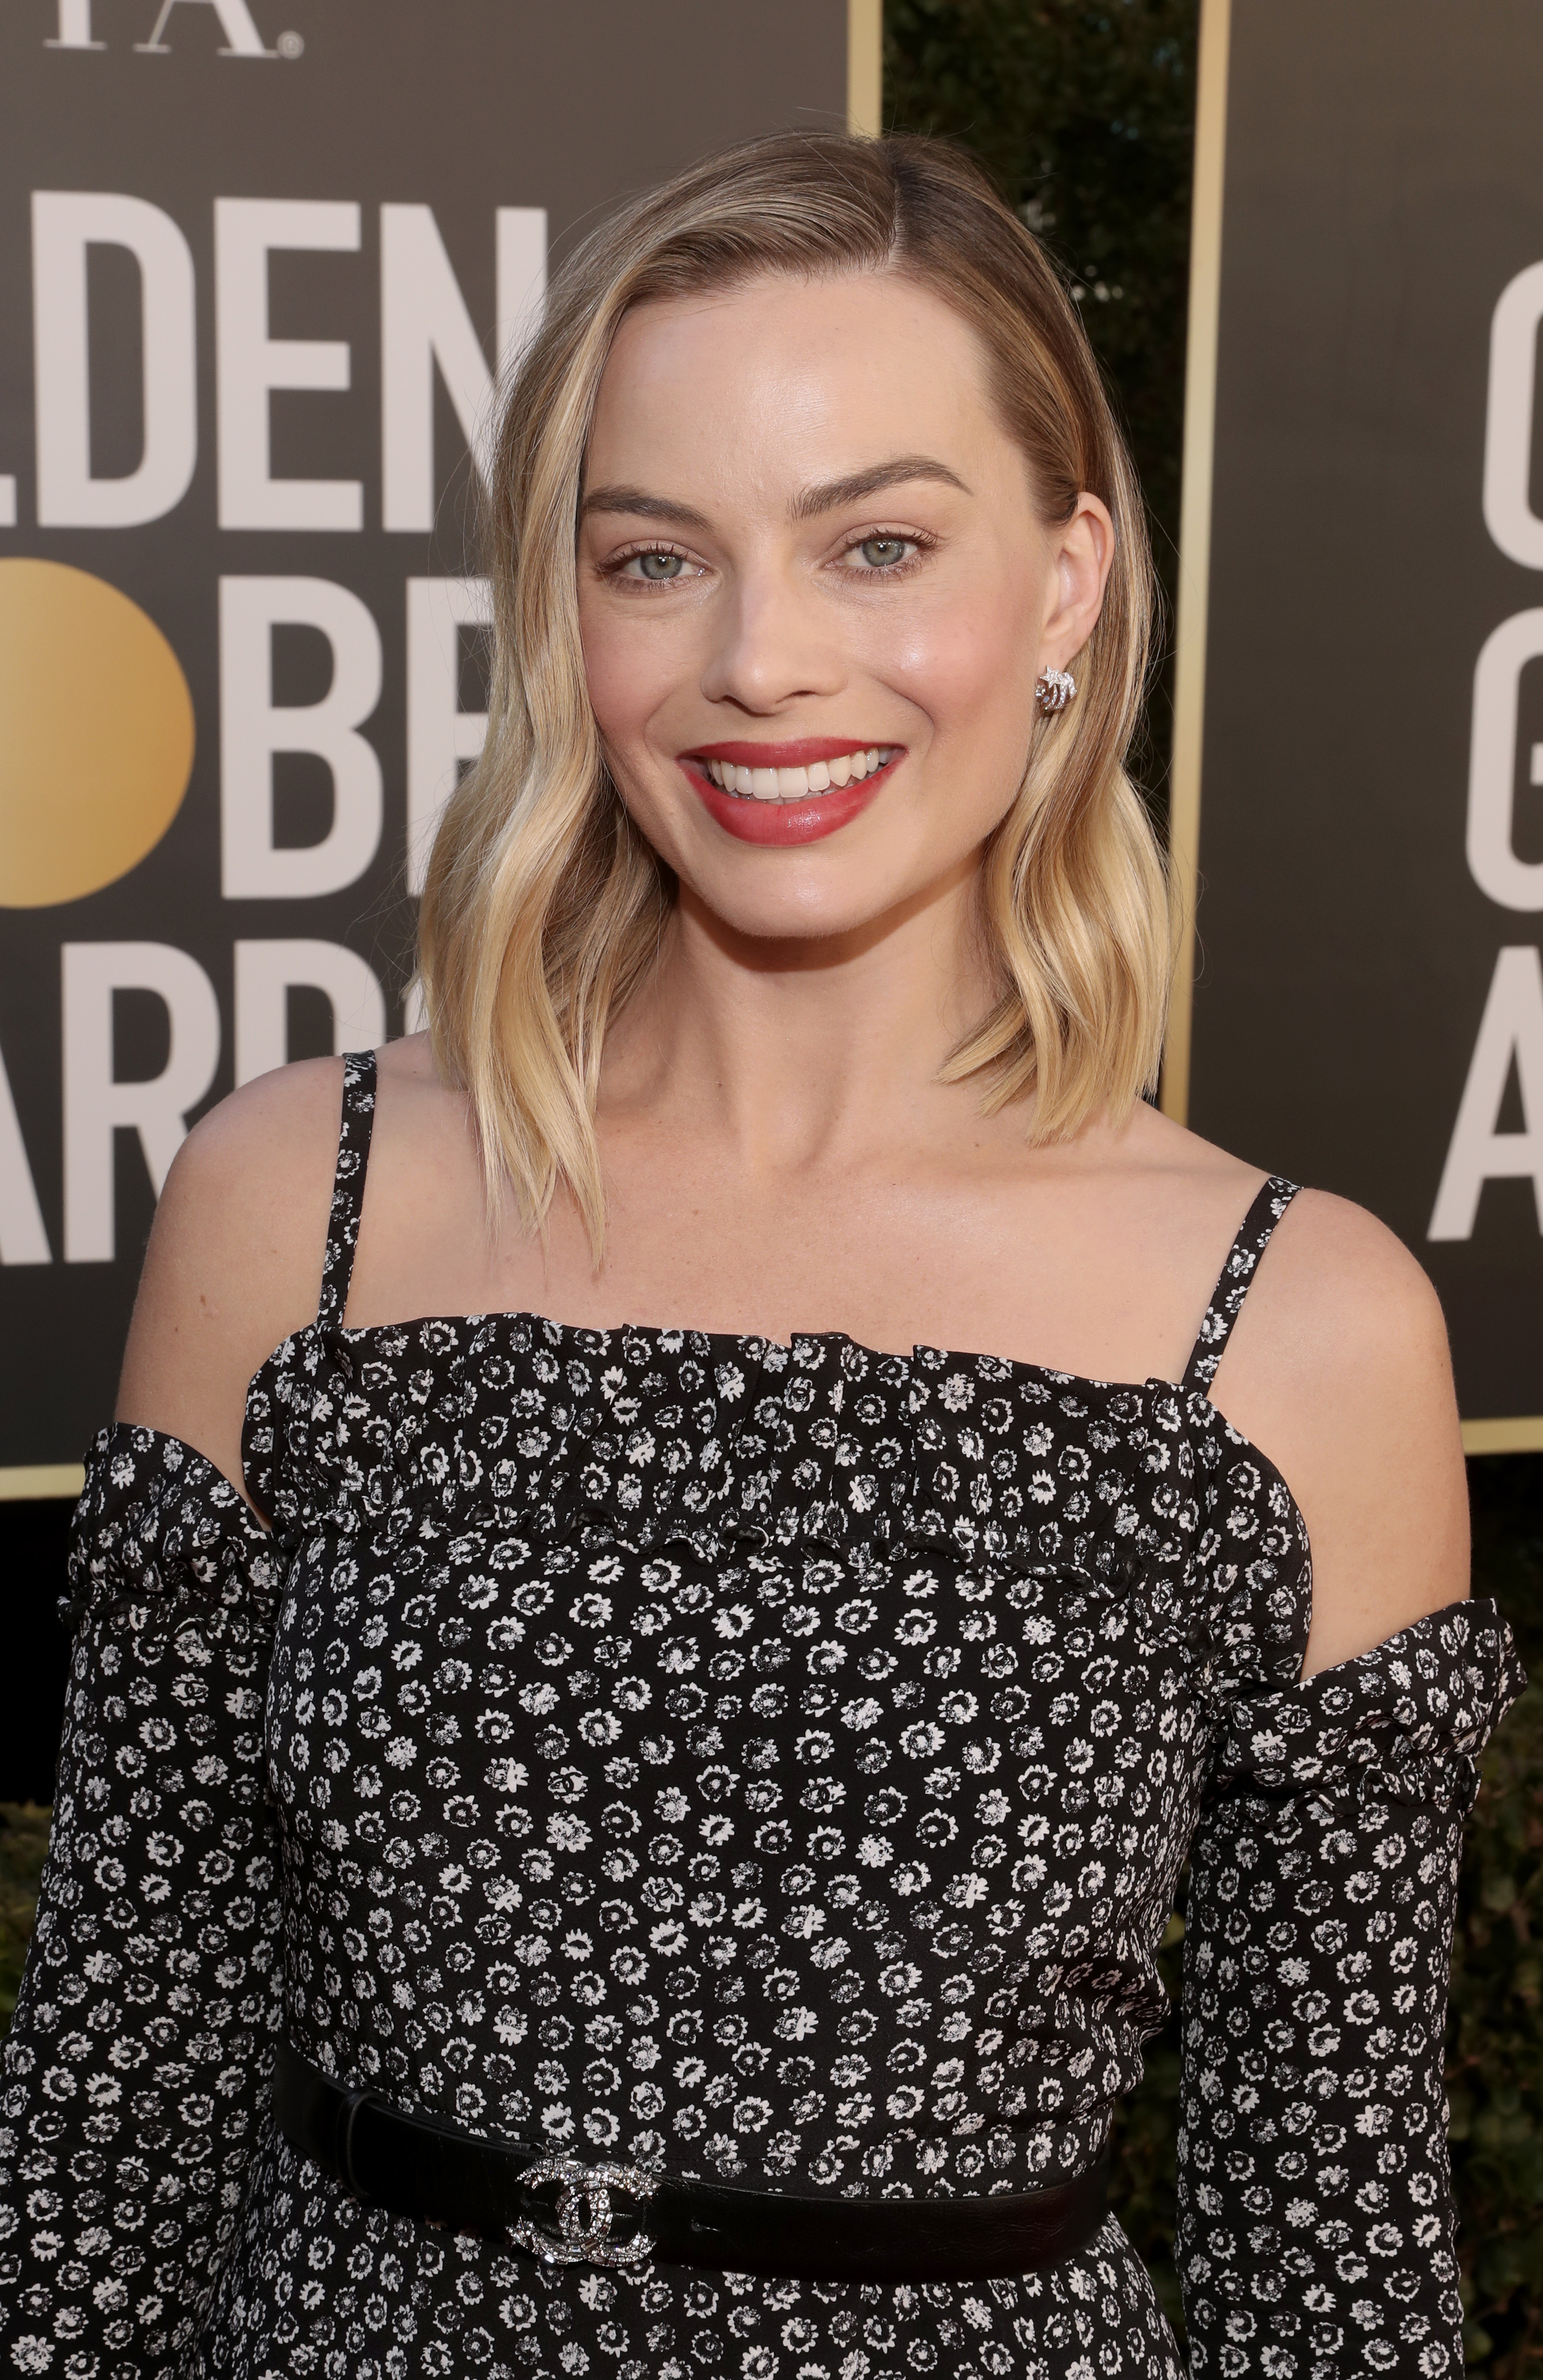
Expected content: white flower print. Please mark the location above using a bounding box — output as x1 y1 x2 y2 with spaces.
0 1057 1521 2380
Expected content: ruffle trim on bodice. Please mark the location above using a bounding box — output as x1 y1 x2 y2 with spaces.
239 1311 1310 1676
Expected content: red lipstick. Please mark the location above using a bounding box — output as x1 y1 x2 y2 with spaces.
679 740 903 847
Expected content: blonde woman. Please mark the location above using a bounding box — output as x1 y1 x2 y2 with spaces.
0 134 1521 2380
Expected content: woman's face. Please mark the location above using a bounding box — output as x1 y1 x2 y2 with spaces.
577 268 1112 943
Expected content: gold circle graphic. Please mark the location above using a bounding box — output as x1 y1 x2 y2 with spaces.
0 558 195 909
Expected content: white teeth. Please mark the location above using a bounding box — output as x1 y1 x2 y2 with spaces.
698 746 897 799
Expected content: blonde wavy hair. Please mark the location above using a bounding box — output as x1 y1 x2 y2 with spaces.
418 131 1171 1256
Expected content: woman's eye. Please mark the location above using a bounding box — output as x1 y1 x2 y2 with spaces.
847 536 917 571
621 550 689 582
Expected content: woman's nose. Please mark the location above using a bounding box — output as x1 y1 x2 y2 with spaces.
697 569 844 714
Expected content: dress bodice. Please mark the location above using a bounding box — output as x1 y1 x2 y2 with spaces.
242 1302 1313 2203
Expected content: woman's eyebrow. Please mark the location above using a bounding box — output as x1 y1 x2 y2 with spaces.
579 486 714 533
791 456 970 519
580 457 971 536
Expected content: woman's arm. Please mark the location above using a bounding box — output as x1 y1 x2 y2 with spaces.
115 1054 345 1496
0 1059 350 2372
1176 1188 1517 2374
1176 1598 1521 2375
1205 1188 1470 1676
0 1434 288 2376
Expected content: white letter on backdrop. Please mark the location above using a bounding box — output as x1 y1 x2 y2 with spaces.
33 192 197 528
1467 609 1543 910
62 942 220 1263
0 1039 50 1266
233 940 386 1086
1429 945 1543 1239
137 0 273 57
497 208 547 376
407 577 490 892
1484 262 1543 567
0 477 14 529
216 198 362 530
381 206 496 533
48 1 105 46
220 577 383 898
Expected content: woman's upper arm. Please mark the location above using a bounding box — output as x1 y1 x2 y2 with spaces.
1206 1187 1469 1678
115 1056 346 1497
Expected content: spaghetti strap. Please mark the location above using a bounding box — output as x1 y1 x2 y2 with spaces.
316 1050 378 1329
1181 1174 1301 1395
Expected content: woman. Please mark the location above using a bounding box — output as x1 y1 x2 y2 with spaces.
0 132 1520 2380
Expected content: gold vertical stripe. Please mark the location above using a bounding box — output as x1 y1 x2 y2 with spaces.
1161 0 1233 1123
0 1463 85 1502
847 0 883 138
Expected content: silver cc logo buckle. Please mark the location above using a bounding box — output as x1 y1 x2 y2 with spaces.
508 2154 659 2268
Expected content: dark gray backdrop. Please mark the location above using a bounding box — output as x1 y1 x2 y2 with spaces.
0 0 846 1472
1187 0 1543 1426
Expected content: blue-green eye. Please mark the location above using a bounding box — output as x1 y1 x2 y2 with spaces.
632 551 685 580
855 537 911 569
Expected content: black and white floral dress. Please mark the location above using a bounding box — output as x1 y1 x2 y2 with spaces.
0 1052 1522 2380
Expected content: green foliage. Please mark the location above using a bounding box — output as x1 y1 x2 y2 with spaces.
1106 1903 1186 2337
1451 1458 1543 2373
885 0 1199 634
0 1804 50 2033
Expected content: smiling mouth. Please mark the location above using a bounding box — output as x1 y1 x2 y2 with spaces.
690 745 901 803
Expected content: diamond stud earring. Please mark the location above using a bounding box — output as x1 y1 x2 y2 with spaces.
1035 668 1076 715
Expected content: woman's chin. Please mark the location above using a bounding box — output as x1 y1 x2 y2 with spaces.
672 851 973 954
683 883 902 948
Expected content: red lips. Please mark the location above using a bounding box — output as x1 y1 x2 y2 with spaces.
678 742 902 846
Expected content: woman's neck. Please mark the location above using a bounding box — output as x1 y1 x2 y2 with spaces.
599 856 998 1167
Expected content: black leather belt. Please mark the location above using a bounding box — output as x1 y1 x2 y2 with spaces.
274 2041 1108 2282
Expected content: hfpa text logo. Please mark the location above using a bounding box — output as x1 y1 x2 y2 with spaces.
47 0 304 60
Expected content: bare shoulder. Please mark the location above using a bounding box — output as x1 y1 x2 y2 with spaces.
1225 1185 1453 1390
115 1054 348 1497
1210 1187 1468 1676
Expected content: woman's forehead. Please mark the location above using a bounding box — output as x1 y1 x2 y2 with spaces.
585 272 1005 497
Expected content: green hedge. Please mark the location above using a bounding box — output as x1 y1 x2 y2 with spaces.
1448 1461 1543 2371
0 1804 48 2035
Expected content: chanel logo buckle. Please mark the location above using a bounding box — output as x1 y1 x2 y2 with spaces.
508 2154 659 2268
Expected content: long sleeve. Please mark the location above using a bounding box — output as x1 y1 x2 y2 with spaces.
0 1427 285 2379
1176 1600 1524 2377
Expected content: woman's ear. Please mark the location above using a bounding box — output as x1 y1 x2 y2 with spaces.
1040 493 1115 670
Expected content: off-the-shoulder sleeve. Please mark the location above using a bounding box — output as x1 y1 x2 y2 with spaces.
0 1425 285 2378
1177 1599 1524 2377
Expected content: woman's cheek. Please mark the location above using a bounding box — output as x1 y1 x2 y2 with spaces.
868 600 1027 737
579 605 679 752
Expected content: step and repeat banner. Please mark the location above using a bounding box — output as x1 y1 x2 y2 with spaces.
0 0 852 1486
1168 0 1543 1449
